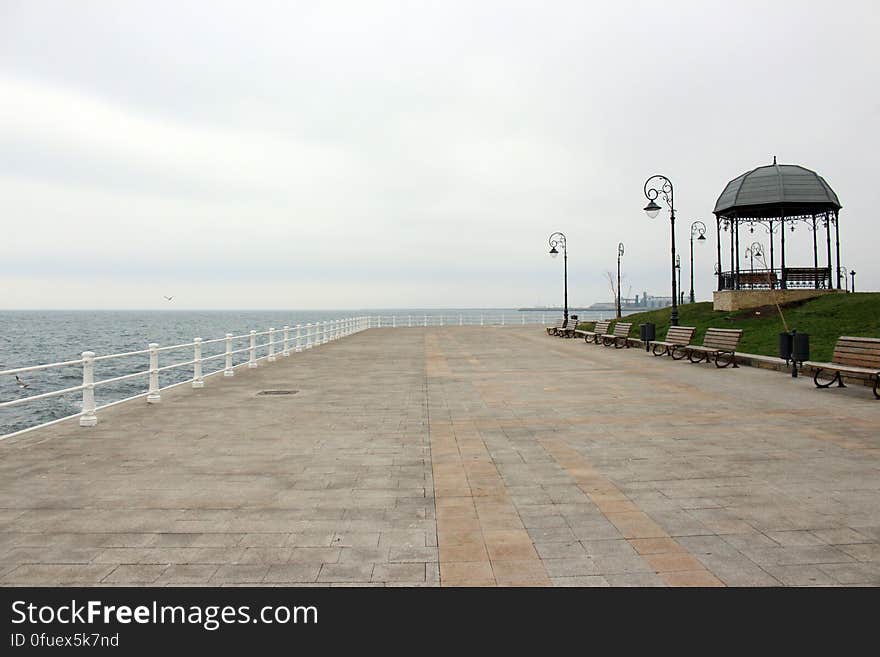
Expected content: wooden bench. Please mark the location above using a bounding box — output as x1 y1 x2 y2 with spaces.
546 318 566 336
558 317 582 339
575 320 611 344
736 272 778 289
783 267 831 289
649 326 697 358
600 322 633 348
804 336 880 399
680 328 743 368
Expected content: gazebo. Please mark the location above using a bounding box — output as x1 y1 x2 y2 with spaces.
712 158 843 310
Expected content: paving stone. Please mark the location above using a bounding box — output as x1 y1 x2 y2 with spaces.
316 563 375 583
551 576 610 587
541 557 599 577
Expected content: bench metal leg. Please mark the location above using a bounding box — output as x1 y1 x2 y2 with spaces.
873 375 879 399
813 368 844 389
715 351 737 368
651 343 666 357
687 350 706 364
614 338 628 349
670 346 687 361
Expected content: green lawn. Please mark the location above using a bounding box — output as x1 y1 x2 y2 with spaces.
575 293 880 362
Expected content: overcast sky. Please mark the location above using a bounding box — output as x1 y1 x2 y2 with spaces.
1 0 878 309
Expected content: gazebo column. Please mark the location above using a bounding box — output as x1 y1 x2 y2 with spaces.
729 221 734 290
825 212 832 290
834 210 841 289
768 219 775 287
780 212 786 289
715 216 722 291
734 220 740 290
812 214 819 289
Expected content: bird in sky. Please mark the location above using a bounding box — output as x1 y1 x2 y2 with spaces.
163 296 174 302
15 375 29 389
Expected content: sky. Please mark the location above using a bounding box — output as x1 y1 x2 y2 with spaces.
1 0 878 309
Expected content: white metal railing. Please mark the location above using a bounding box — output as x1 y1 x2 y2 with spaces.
1 316 370 435
363 313 607 328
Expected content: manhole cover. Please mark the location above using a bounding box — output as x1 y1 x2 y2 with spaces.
257 390 298 396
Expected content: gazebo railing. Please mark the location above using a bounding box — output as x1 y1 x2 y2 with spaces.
718 267 831 290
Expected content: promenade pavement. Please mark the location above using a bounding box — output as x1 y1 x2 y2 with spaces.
1 327 879 586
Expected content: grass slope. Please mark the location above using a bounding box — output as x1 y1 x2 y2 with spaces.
575 293 880 361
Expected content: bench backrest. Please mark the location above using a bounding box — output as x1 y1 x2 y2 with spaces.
738 272 778 285
702 328 743 351
612 322 632 338
665 325 696 345
832 336 880 370
593 320 611 334
783 267 831 287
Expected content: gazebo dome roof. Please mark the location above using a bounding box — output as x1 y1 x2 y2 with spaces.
713 160 841 218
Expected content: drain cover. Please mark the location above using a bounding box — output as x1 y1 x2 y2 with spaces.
257 390 298 396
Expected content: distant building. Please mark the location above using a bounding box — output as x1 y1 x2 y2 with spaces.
588 291 672 311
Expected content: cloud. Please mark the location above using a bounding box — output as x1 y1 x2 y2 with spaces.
0 0 877 309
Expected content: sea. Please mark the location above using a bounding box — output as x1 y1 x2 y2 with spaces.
0 308 629 436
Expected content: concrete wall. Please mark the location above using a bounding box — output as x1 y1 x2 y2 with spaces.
713 289 844 312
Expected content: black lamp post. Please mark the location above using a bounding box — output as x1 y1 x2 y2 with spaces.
617 242 624 318
850 269 856 292
689 221 706 303
643 175 678 326
548 232 568 325
675 254 682 305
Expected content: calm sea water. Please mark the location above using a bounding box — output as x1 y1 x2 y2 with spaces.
0 308 625 435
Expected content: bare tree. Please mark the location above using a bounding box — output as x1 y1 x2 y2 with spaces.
604 271 617 303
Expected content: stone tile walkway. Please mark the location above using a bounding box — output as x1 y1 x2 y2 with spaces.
1 327 879 586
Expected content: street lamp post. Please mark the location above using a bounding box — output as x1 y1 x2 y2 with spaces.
643 175 679 326
675 254 682 306
548 232 568 325
617 242 624 318
689 221 707 303
850 270 856 293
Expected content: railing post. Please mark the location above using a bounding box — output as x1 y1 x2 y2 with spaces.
459 314 463 326
295 324 303 352
502 313 505 326
522 315 525 325
224 333 234 376
147 343 161 403
541 313 545 324
480 314 484 326
440 315 444 326
248 330 257 367
268 328 276 362
193 337 204 388
392 315 396 328
408 315 412 327
282 326 290 357
79 351 97 427
305 323 312 349
378 316 382 328
322 321 328 344
424 315 427 327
